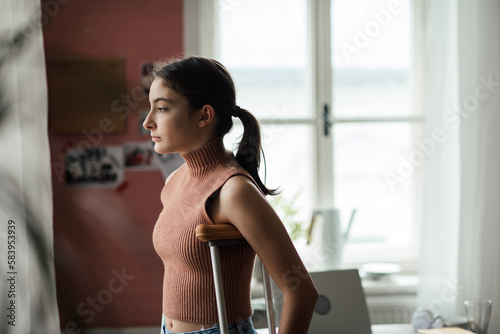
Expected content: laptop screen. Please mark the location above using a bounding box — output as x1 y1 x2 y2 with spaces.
309 269 372 334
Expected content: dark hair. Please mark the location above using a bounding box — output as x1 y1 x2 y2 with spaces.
153 56 278 196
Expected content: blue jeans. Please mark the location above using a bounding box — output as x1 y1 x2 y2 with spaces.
161 314 258 334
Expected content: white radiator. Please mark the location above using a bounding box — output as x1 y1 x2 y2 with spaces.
366 295 418 324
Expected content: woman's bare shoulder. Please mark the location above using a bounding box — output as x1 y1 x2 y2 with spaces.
220 174 265 205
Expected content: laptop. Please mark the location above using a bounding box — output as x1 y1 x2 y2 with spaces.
266 269 372 334
308 269 372 334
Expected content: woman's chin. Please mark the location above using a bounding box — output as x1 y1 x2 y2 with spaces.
153 144 174 155
153 145 167 155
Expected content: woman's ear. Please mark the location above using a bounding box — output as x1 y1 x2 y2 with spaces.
198 104 216 128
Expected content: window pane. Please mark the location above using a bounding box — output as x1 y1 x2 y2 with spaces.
218 0 314 237
332 0 412 117
224 124 314 235
333 123 417 250
218 0 311 118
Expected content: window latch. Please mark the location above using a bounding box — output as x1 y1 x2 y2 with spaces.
322 104 333 137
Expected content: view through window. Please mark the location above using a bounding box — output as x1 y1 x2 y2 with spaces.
215 0 421 261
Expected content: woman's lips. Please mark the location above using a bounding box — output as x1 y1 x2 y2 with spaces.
151 136 161 142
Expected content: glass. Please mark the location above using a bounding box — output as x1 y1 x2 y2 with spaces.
331 0 413 118
218 0 311 118
333 122 418 249
465 299 493 334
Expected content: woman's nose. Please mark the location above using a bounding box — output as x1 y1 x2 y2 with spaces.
143 111 155 130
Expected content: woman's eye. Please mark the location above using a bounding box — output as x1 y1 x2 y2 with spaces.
158 108 168 112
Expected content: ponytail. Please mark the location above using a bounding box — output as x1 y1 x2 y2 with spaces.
233 107 279 196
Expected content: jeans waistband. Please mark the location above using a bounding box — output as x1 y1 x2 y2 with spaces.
161 316 256 334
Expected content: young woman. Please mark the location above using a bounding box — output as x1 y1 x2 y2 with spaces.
143 56 318 334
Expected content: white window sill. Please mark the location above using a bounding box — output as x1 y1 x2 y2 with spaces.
362 274 419 296
251 274 419 300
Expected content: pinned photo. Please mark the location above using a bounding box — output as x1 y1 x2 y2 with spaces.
124 141 156 169
65 146 124 188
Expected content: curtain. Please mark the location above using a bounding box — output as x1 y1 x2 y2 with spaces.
418 0 461 319
419 0 500 331
456 0 500 331
0 1 59 333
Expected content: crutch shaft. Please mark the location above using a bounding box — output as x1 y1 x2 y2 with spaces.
261 263 276 334
209 245 229 334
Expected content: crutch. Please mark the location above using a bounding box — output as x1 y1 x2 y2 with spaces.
196 224 276 334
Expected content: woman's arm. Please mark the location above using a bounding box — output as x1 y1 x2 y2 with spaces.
216 175 318 334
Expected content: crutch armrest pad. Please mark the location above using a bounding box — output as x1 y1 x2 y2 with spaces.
195 224 244 242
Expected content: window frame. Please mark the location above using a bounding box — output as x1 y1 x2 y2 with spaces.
184 0 426 271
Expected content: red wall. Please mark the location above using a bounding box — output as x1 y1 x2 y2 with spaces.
43 0 183 330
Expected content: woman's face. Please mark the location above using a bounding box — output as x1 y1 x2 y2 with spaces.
143 79 201 154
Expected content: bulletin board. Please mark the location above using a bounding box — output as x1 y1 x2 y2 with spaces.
47 56 127 133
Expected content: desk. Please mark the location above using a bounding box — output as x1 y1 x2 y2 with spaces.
256 324 415 333
372 324 414 333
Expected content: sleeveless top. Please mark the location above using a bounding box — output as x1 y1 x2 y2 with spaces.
152 136 258 323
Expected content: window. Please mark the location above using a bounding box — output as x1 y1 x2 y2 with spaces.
187 0 424 266
330 0 423 263
217 0 315 227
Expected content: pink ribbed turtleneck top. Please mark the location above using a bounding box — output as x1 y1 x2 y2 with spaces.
152 136 257 324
